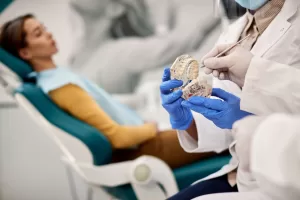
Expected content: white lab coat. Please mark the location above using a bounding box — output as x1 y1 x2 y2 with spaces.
192 113 300 200
177 0 300 198
251 114 300 200
191 192 267 200
240 0 300 114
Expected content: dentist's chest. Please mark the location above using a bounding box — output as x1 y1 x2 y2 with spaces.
221 11 300 67
252 16 300 67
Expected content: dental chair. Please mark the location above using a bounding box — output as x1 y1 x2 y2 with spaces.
0 47 231 200
0 0 12 13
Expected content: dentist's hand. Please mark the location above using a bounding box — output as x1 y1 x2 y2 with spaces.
182 88 252 129
202 44 254 87
160 68 193 130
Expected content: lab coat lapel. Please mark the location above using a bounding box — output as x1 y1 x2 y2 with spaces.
218 15 248 44
251 0 299 56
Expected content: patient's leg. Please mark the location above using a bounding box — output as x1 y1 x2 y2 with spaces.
168 175 238 200
111 130 215 169
192 191 266 200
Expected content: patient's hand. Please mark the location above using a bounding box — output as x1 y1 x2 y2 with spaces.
145 121 159 134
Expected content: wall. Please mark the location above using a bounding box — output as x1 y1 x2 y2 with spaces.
0 107 73 200
0 0 74 199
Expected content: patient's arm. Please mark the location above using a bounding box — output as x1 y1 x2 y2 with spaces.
186 120 198 141
49 83 157 149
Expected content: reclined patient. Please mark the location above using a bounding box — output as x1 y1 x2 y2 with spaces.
0 14 215 169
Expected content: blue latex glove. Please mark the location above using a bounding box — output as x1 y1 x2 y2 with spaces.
181 88 252 129
160 68 193 130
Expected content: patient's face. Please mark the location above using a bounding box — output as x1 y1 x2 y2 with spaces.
20 18 58 61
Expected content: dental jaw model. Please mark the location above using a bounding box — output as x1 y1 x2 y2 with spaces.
170 55 212 100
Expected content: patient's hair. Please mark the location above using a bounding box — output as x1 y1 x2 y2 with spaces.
0 14 34 60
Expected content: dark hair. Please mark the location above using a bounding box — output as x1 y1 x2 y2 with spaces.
0 14 35 60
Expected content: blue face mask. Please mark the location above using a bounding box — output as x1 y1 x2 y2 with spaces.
235 0 268 10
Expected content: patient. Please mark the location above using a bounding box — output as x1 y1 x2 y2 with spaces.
0 14 216 169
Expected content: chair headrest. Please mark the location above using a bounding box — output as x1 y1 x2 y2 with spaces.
0 0 13 13
0 48 34 81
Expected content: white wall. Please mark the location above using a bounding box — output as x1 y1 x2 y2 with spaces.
0 1 75 200
0 107 73 200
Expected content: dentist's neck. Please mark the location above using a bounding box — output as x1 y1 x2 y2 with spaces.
249 10 256 14
31 58 56 72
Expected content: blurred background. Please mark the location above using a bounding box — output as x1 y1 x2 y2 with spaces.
0 0 245 199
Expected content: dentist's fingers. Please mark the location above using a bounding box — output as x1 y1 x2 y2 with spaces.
211 88 236 102
212 70 220 78
181 101 219 117
204 67 213 75
204 56 232 71
187 96 227 111
162 68 171 82
161 90 183 104
160 80 183 94
201 43 234 64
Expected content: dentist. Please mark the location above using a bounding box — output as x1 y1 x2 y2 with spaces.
161 0 300 199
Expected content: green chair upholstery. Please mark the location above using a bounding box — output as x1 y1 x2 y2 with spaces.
0 48 33 81
16 83 112 165
0 0 12 13
174 154 231 190
0 47 231 199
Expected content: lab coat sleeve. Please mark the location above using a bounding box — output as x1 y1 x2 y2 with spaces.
233 116 266 172
241 56 300 115
177 112 233 153
192 191 267 200
177 79 241 153
251 113 300 200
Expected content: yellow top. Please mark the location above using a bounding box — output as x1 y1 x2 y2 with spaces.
48 83 157 149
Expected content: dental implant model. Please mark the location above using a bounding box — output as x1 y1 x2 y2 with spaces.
170 54 212 100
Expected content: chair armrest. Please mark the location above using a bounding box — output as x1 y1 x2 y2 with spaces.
62 155 179 199
61 157 132 186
